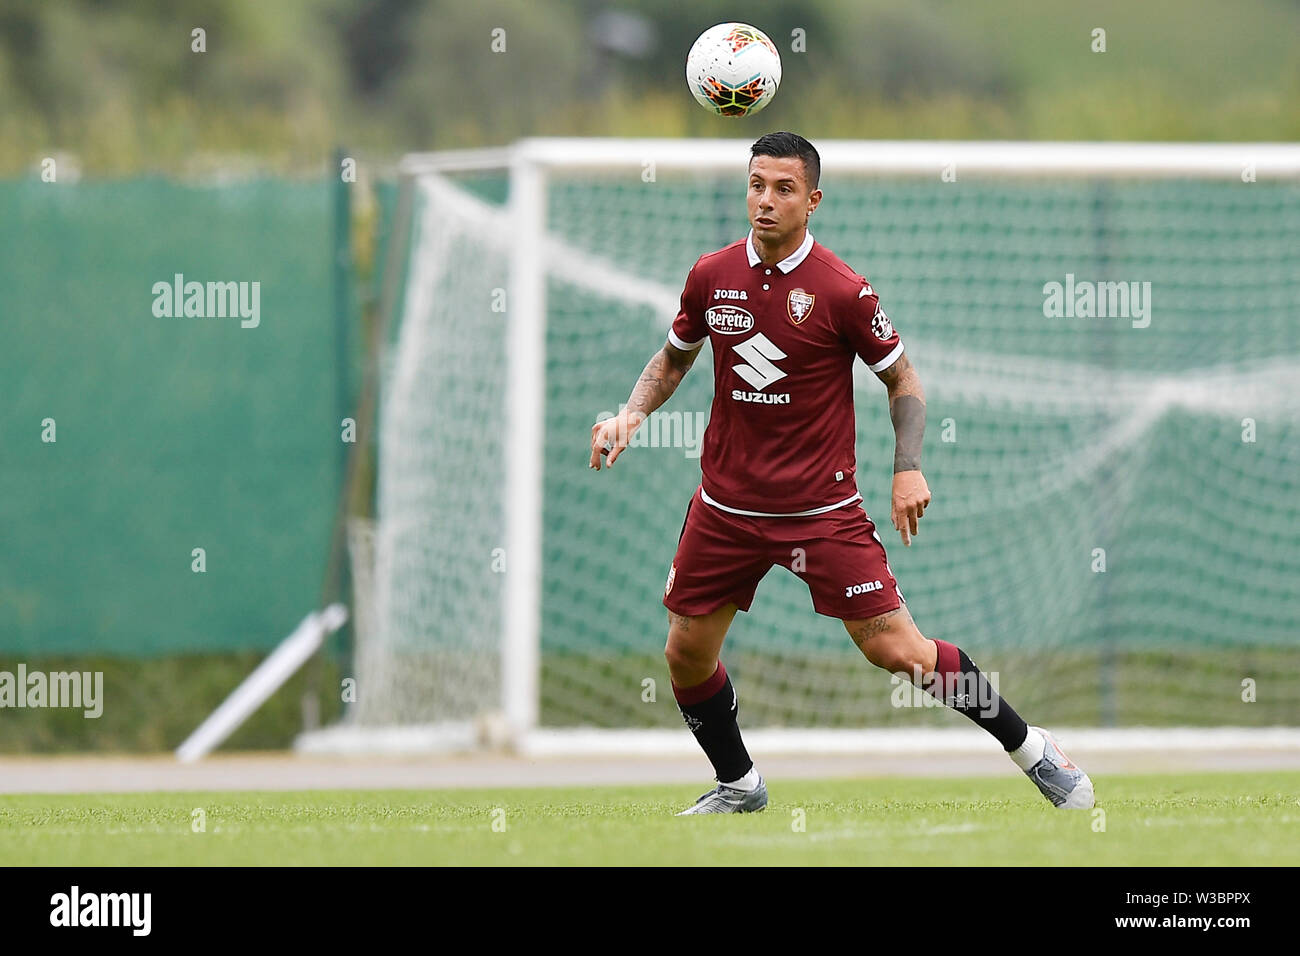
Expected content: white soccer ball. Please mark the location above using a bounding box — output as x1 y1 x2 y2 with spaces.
685 22 782 118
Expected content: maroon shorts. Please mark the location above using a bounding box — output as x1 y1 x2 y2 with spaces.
662 487 904 621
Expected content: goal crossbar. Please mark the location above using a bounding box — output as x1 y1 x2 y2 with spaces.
400 138 1300 178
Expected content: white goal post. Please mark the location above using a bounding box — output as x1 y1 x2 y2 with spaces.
296 138 1300 758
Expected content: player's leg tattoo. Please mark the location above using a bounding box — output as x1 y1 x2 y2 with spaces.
846 607 906 655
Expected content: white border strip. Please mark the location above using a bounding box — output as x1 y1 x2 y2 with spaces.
398 139 1300 180
521 727 1300 757
667 328 706 351
296 726 1300 757
701 487 863 518
867 340 905 373
486 138 1300 179
399 147 513 174
296 722 482 756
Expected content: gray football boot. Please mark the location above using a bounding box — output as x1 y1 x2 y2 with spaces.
676 774 768 815
1025 726 1095 809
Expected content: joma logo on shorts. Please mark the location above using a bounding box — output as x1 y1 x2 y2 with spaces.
845 580 883 597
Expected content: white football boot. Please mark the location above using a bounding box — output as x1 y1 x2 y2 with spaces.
676 775 768 815
1025 726 1095 809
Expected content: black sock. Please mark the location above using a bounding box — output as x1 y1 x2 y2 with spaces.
672 662 753 782
930 640 1030 752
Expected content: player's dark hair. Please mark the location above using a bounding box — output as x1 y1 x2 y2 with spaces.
749 132 820 190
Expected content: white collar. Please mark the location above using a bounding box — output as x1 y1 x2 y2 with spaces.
746 228 814 273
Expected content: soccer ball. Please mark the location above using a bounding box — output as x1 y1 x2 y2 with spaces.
685 22 782 117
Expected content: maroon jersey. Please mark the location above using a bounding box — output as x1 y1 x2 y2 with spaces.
668 229 903 516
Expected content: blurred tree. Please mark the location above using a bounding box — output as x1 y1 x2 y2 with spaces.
383 0 585 144
0 0 1296 174
334 0 422 98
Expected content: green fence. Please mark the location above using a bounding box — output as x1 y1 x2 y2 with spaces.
0 178 345 656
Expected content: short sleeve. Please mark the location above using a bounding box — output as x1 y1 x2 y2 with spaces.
842 279 904 372
668 261 708 351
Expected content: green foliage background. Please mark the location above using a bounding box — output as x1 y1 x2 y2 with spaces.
0 0 1297 175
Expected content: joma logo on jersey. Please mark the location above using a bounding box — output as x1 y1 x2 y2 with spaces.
845 579 883 597
713 289 748 300
706 305 755 335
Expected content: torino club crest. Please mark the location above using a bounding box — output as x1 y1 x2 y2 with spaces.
787 288 815 325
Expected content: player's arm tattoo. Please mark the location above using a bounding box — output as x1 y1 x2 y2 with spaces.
875 352 926 473
625 341 701 421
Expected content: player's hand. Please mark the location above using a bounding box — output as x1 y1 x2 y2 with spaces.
891 470 931 546
590 411 644 470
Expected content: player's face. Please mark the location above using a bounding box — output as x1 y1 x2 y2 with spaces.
747 155 821 245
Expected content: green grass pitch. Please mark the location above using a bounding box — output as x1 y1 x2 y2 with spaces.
2 771 1297 866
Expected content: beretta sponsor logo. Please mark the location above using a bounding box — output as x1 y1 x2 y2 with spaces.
705 304 755 335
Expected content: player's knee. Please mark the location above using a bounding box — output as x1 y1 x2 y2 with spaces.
664 636 716 683
663 639 702 672
866 644 910 675
863 638 928 676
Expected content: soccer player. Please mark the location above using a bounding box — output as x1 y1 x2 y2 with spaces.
589 132 1094 814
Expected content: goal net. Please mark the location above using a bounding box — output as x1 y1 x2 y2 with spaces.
307 139 1300 755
